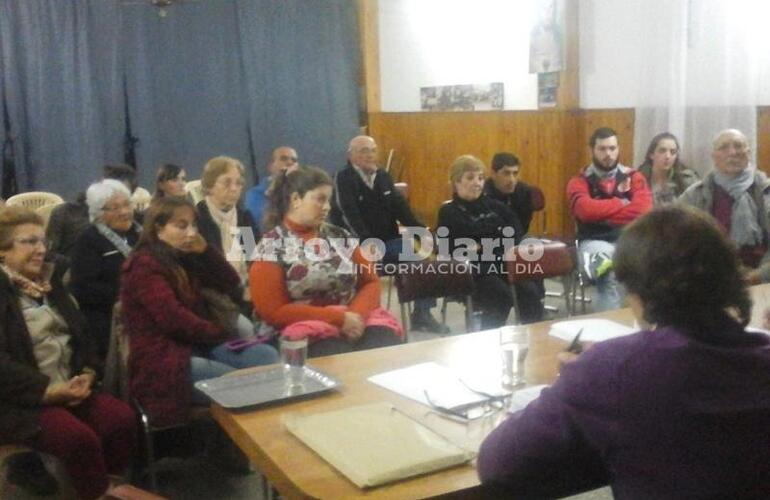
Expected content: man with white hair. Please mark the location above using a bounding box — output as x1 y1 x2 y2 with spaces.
330 135 448 333
680 128 770 283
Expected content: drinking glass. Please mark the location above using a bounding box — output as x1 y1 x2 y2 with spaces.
280 337 308 387
499 326 530 388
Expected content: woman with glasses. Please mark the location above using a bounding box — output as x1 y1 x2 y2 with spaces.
0 206 136 500
478 205 770 497
70 179 141 364
196 156 258 314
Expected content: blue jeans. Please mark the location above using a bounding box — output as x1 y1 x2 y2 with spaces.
189 342 279 404
383 237 436 314
578 239 624 312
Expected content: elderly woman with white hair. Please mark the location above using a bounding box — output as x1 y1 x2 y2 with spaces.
70 179 141 364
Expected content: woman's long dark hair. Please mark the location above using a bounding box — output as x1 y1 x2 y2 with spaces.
262 165 332 231
638 132 690 193
134 197 197 300
153 163 185 199
615 205 751 341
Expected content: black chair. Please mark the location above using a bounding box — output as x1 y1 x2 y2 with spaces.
104 302 212 491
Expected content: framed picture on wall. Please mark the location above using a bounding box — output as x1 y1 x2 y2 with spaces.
420 83 504 112
538 72 559 108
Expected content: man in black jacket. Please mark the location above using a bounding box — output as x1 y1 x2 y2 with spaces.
483 152 543 235
330 135 448 333
483 152 545 323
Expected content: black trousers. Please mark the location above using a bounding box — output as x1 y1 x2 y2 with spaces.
471 274 545 328
513 279 545 324
472 274 514 329
308 325 403 357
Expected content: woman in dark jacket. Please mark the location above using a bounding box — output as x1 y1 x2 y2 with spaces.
437 155 521 329
0 207 135 500
70 179 141 364
121 197 277 427
196 156 259 315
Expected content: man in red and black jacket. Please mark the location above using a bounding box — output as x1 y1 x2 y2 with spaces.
566 127 652 311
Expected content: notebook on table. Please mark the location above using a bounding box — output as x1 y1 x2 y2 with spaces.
284 402 474 488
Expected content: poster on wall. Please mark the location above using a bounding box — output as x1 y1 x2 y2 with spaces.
420 83 504 112
529 0 564 74
538 72 559 108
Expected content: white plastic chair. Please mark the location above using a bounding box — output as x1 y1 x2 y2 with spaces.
131 187 152 212
185 180 204 205
6 191 64 210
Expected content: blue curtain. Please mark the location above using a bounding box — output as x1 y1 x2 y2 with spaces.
236 0 362 176
121 1 253 187
0 0 125 199
0 0 360 196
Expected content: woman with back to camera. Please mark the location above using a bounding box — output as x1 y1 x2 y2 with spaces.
0 206 135 500
478 205 770 498
250 165 402 357
637 132 699 205
120 197 277 427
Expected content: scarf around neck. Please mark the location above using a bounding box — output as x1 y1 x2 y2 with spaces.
0 263 52 299
95 222 140 257
586 164 618 180
713 165 763 246
205 197 249 299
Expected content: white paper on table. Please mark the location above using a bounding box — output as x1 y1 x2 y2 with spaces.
549 319 636 343
367 362 510 411
508 384 548 412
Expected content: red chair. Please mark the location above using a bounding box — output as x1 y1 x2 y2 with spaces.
505 239 576 322
394 260 475 339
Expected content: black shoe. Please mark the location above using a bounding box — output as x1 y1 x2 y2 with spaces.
4 451 59 497
410 310 451 334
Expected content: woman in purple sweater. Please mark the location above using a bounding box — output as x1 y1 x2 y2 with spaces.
478 205 770 498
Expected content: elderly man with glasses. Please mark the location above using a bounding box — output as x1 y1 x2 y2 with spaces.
680 128 770 284
329 135 449 333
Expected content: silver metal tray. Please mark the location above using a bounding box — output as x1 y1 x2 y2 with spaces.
194 365 341 410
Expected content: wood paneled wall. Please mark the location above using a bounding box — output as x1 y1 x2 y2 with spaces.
369 109 635 238
759 107 770 175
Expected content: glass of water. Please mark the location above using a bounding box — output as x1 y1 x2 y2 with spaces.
280 337 308 387
499 326 530 388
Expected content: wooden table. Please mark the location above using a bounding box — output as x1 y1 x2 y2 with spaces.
212 308 636 499
213 287 770 499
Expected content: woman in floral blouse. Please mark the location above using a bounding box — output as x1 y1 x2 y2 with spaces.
250 166 402 357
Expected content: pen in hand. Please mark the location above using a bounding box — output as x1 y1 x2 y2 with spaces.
566 328 584 354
